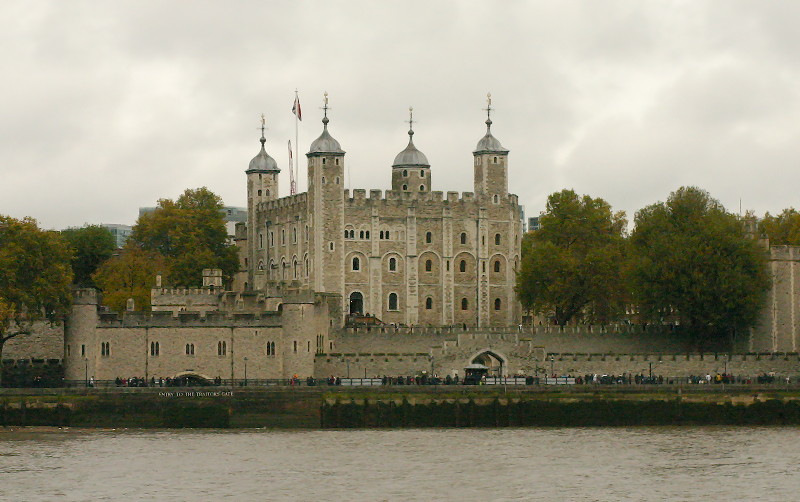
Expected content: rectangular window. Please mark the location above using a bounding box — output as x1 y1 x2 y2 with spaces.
293 341 298 354
81 344 85 357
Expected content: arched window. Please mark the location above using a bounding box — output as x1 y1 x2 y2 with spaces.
420 170 425 177
494 260 501 272
352 256 360 271
459 260 466 272
403 169 408 177
385 231 390 240
388 293 398 310
366 231 370 239
460 232 467 244
461 298 468 310
293 228 297 243
271 341 275 355
402 185 408 190
493 194 499 204
482 262 486 273
293 259 298 279
359 230 365 239
426 231 432 243
493 156 498 163
344 230 349 238
379 230 384 239
494 298 502 311
425 259 432 272
257 189 262 196
495 233 501 245
281 229 285 245
349 230 355 238
426 297 433 310
389 257 397 271
419 185 425 191
266 342 272 356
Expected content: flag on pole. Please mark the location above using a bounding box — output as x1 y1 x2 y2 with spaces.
288 140 293 163
292 95 302 121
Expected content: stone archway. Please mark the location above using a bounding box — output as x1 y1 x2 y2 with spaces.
171 371 214 386
468 350 508 377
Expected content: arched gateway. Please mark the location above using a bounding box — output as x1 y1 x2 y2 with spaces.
468 350 507 377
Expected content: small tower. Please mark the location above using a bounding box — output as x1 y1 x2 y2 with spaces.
392 107 431 192
473 94 509 201
245 115 280 290
306 92 345 294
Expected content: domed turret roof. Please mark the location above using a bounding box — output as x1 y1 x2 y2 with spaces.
473 118 509 154
308 116 345 154
392 129 430 167
247 135 279 173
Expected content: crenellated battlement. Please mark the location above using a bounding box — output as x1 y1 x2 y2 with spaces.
97 310 282 328
769 245 800 261
256 192 308 213
339 324 678 336
343 189 518 207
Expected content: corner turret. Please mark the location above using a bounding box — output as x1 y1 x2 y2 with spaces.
473 94 509 201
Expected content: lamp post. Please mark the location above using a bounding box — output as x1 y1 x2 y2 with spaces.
244 357 248 386
549 356 554 377
346 358 350 379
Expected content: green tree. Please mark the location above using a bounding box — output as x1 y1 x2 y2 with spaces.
60 225 117 287
516 189 628 326
0 216 73 386
129 187 239 287
92 247 166 313
759 208 800 245
630 186 769 348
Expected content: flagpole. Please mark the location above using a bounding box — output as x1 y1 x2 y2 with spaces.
294 89 300 194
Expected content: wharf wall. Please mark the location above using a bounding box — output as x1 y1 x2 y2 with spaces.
4 386 800 428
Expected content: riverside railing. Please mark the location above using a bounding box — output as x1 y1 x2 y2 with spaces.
48 374 800 389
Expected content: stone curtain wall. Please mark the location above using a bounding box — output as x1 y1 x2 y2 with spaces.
317 325 800 379
3 321 63 361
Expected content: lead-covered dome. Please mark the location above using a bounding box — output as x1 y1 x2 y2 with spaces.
473 118 509 154
247 135 279 173
392 129 429 167
308 116 345 154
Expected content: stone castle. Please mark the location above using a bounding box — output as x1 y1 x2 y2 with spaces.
239 98 521 327
4 97 800 383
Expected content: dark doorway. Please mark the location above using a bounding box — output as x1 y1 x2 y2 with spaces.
349 292 364 315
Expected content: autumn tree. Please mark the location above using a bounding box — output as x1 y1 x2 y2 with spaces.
516 189 628 326
129 187 238 287
92 248 166 312
759 208 800 245
60 225 117 287
0 216 73 386
629 187 769 348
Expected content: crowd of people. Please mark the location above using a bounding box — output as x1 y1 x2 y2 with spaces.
99 371 789 387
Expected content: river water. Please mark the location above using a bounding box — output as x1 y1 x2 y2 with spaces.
1 427 798 501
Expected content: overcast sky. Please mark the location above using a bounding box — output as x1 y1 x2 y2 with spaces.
2 1 799 230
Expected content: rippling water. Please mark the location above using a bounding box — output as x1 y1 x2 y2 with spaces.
1 427 798 501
